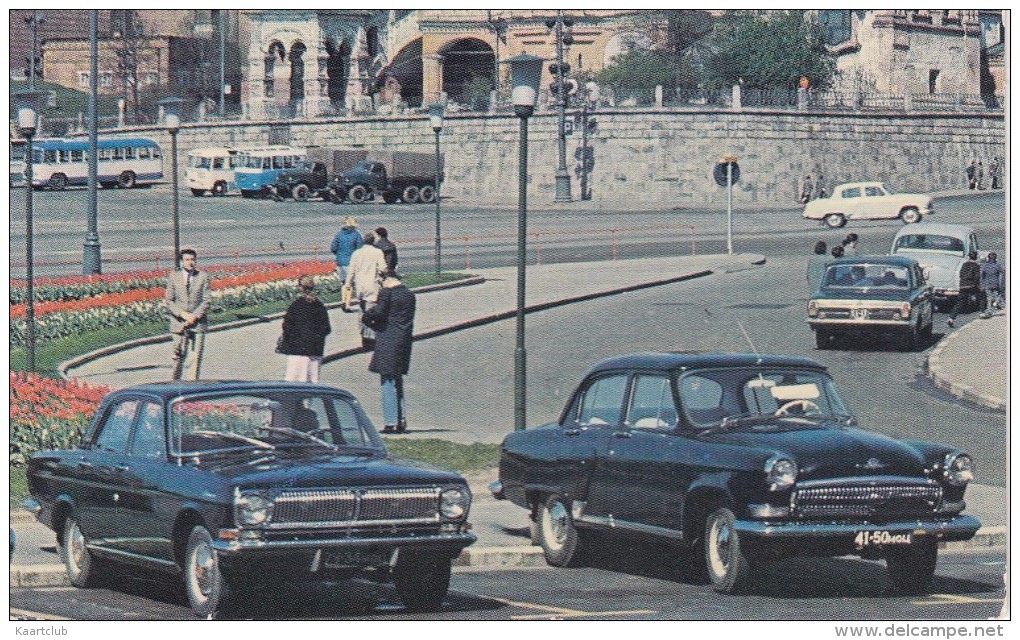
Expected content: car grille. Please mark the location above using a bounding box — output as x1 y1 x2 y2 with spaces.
791 480 943 520
818 306 899 321
269 487 441 528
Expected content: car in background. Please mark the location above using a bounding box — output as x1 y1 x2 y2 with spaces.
803 182 933 228
22 381 475 618
491 353 979 595
807 255 934 351
890 222 983 310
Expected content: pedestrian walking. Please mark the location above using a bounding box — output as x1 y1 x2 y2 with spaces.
842 233 860 257
976 161 986 190
799 175 814 204
163 248 211 380
375 226 398 273
807 240 828 294
989 158 1002 189
363 270 416 433
277 275 332 382
947 250 981 327
966 160 977 189
979 252 1005 318
345 231 387 349
830 244 844 259
330 215 364 289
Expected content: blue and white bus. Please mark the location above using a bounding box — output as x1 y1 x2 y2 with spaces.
29 137 163 190
186 146 239 196
233 145 306 197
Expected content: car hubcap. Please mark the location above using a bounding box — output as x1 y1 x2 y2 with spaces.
190 540 216 599
69 524 86 571
544 501 569 549
709 517 731 576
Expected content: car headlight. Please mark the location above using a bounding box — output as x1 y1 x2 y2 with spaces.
235 490 274 526
765 456 798 490
944 452 974 486
807 301 818 317
440 487 470 520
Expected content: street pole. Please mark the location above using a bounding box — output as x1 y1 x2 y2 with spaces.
553 11 572 203
25 130 36 372
219 10 226 118
171 129 180 267
434 127 442 275
726 162 734 255
27 11 41 89
83 9 102 274
515 112 529 430
579 102 589 201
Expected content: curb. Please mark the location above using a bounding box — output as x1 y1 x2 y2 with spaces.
9 526 1007 588
56 276 486 381
926 321 1006 411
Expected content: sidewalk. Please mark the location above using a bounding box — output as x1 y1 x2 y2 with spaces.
13 252 1007 588
927 312 1008 411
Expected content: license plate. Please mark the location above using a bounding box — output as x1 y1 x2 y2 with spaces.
322 548 390 568
854 530 913 549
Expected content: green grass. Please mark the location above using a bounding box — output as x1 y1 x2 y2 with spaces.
10 466 28 511
9 271 474 378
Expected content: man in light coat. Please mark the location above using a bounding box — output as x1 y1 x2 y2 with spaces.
163 248 211 380
345 232 387 348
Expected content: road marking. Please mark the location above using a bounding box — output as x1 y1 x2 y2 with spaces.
912 594 1004 605
10 607 71 620
487 596 654 620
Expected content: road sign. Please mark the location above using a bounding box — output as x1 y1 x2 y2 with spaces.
714 160 740 187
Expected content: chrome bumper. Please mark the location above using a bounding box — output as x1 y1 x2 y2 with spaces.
734 514 980 541
212 531 476 555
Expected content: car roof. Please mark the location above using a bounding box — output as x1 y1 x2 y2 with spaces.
892 222 974 238
588 352 827 375
824 255 920 268
833 181 885 190
107 380 356 402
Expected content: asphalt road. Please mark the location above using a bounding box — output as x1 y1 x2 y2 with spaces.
9 547 1006 620
7 187 1005 277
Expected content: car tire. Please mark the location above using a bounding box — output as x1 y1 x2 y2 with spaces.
401 185 420 203
348 184 369 204
183 525 229 618
919 320 933 344
900 207 921 224
538 494 582 567
393 555 452 612
382 192 399 204
824 213 847 228
292 183 310 201
190 188 206 197
118 171 136 189
48 173 68 190
814 328 832 350
212 181 227 196
61 516 107 588
704 506 754 594
418 185 436 203
901 325 920 351
885 537 938 594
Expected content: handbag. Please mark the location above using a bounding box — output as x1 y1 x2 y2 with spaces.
362 307 385 331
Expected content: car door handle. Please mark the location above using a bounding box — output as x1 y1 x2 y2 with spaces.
613 431 632 439
563 428 581 436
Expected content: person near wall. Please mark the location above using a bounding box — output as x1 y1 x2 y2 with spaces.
363 270 416 433
345 231 387 349
966 160 978 189
979 252 1006 319
163 248 211 381
277 275 332 383
947 250 982 327
989 158 1001 189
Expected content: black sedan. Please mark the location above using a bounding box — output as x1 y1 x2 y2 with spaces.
23 381 475 618
491 353 979 595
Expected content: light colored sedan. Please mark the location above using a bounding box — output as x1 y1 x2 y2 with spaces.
803 182 933 228
890 222 983 309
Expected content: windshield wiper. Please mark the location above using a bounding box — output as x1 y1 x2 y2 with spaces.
258 426 338 451
190 430 275 450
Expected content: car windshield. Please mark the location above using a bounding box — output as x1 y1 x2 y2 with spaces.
188 156 211 169
169 391 379 455
882 183 897 195
678 368 852 428
893 234 965 256
822 263 909 289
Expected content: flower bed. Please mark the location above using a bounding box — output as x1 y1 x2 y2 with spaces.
10 372 109 460
10 261 340 348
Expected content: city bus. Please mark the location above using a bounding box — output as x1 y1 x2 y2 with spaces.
29 137 163 190
233 145 307 198
10 139 26 187
186 146 239 196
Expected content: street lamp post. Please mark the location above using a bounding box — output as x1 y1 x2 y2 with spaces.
547 11 574 203
83 9 102 274
15 89 49 372
507 54 544 432
429 103 445 276
158 97 185 268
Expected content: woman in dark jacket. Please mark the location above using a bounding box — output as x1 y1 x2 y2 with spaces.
364 270 415 433
278 275 332 382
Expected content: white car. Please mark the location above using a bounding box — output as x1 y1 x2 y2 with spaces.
890 222 983 309
803 182 934 228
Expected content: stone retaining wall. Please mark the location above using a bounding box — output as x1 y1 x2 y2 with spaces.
122 108 1005 207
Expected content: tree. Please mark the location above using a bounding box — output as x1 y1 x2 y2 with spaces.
110 10 152 123
596 47 697 103
703 11 835 90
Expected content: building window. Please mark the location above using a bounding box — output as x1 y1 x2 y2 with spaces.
78 72 89 88
577 53 583 69
100 72 113 88
929 69 939 94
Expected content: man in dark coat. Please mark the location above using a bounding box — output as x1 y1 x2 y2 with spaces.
364 270 415 433
374 226 398 273
947 251 981 327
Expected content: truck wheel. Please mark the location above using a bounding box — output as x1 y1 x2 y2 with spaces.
885 537 937 594
212 181 227 196
401 185 420 203
704 506 754 594
292 184 310 201
900 207 921 224
348 185 369 204
418 185 436 203
824 213 847 228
